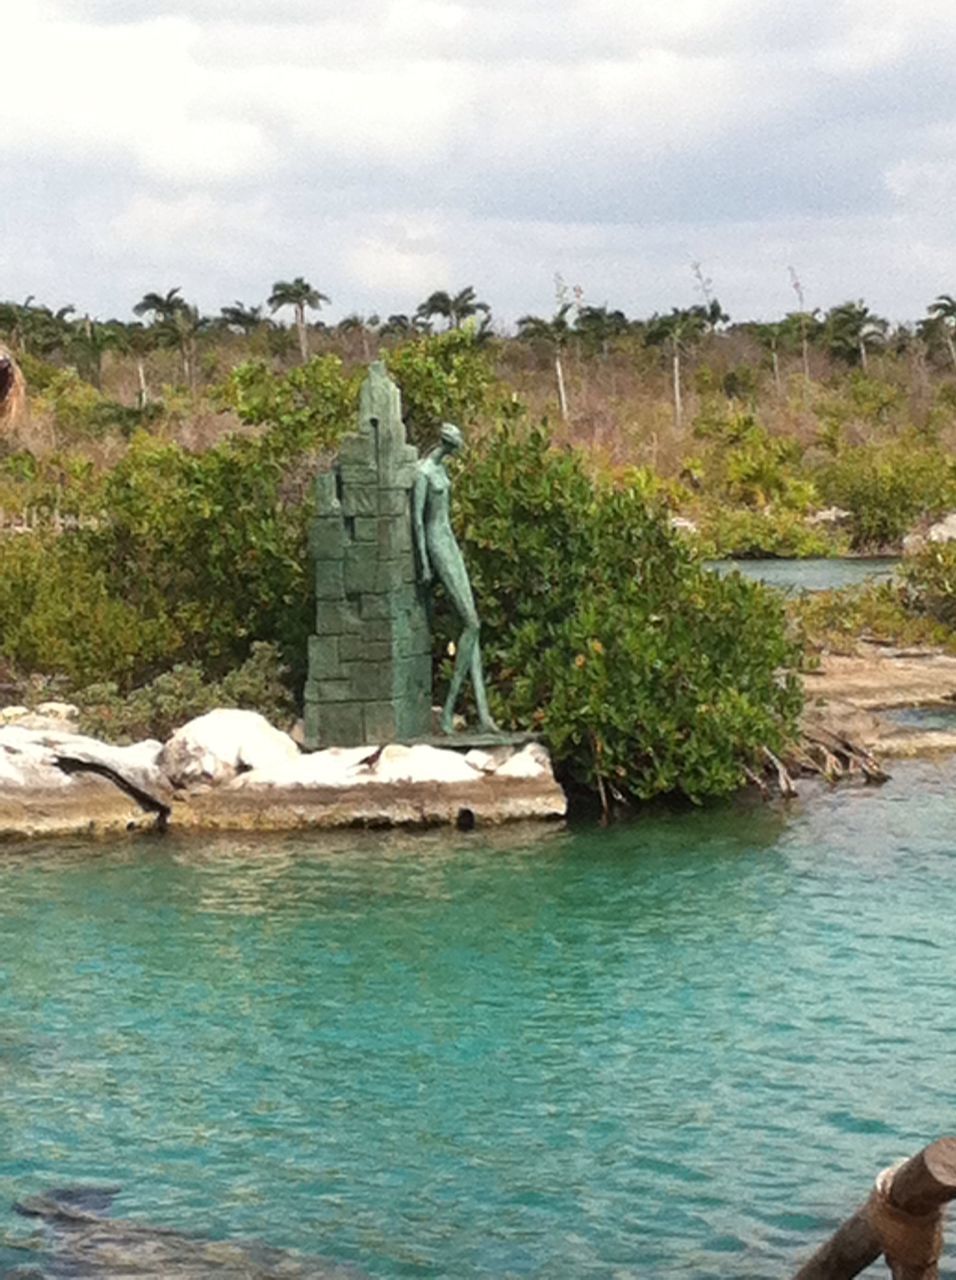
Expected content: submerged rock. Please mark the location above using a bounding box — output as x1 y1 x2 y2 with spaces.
9 1186 366 1278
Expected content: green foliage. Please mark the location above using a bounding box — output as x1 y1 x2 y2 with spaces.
0 534 175 686
75 642 296 743
385 329 495 448
32 369 159 439
699 507 844 559
88 430 316 680
817 443 956 549
15 352 61 393
218 354 356 452
902 542 956 630
791 579 955 656
693 411 817 511
453 422 803 802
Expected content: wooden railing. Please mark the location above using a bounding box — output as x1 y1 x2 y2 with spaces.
794 1137 956 1279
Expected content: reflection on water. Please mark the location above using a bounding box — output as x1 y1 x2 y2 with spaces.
708 556 899 592
2 763 956 1277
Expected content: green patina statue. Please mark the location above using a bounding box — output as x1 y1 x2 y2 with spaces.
413 423 498 735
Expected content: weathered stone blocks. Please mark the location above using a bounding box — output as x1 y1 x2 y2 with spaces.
304 361 433 748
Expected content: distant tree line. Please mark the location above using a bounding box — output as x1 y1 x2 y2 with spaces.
4 278 956 427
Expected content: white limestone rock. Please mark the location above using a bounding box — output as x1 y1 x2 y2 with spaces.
229 745 373 789
670 516 698 536
159 709 300 789
0 725 167 797
807 506 851 526
35 701 79 720
904 512 956 554
493 742 554 780
230 742 482 790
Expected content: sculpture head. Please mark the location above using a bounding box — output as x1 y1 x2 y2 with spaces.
439 422 463 454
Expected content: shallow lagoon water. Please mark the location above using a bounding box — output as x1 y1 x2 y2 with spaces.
2 761 956 1278
710 556 899 593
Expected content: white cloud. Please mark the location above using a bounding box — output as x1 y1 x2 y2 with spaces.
3 0 956 323
346 218 452 296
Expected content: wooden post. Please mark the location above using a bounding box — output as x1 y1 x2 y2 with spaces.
793 1138 956 1280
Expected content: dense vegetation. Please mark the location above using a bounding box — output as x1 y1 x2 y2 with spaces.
4 279 956 801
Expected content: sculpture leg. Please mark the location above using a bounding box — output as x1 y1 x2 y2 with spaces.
441 622 479 734
469 641 498 732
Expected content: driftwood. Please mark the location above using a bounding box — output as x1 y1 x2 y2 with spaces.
793 1137 956 1279
799 720 890 784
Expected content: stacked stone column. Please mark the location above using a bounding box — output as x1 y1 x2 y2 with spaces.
303 364 432 748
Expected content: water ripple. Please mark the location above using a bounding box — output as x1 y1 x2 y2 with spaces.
2 761 956 1276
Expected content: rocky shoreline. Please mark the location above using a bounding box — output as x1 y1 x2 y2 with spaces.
3 644 956 840
803 642 956 757
0 707 567 838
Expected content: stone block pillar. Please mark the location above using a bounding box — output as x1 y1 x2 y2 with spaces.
303 362 432 748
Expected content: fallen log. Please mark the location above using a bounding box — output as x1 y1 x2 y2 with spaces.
793 1137 956 1279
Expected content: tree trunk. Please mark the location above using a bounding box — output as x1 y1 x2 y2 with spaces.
555 353 569 421
296 304 308 364
860 337 869 373
793 1137 956 1280
802 327 811 382
945 330 956 373
136 359 149 410
772 345 781 394
672 342 683 429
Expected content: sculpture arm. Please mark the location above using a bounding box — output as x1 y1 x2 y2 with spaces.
412 470 432 583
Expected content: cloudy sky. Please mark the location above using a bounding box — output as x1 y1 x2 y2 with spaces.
2 0 955 327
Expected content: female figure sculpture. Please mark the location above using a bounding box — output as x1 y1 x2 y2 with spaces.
413 423 498 734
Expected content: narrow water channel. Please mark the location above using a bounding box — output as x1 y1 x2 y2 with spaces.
709 557 899 592
2 760 955 1278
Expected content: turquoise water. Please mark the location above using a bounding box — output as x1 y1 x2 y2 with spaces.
3 762 956 1278
886 704 956 731
710 557 899 592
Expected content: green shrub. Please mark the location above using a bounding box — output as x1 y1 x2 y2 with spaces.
694 412 815 510
0 534 175 686
32 369 160 439
790 579 953 656
75 642 296 742
817 444 956 549
699 507 845 559
902 542 956 629
453 422 803 802
385 329 495 447
218 354 356 452
87 429 318 681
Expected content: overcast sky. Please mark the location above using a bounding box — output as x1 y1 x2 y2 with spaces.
2 0 955 327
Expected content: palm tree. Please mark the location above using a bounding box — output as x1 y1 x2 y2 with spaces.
645 306 711 429
68 315 125 389
751 321 787 393
133 287 186 324
219 301 263 335
268 277 329 363
0 298 73 358
416 286 490 331
517 303 575 419
337 313 377 359
927 295 956 371
823 301 888 371
574 305 630 358
125 322 157 409
154 303 209 390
